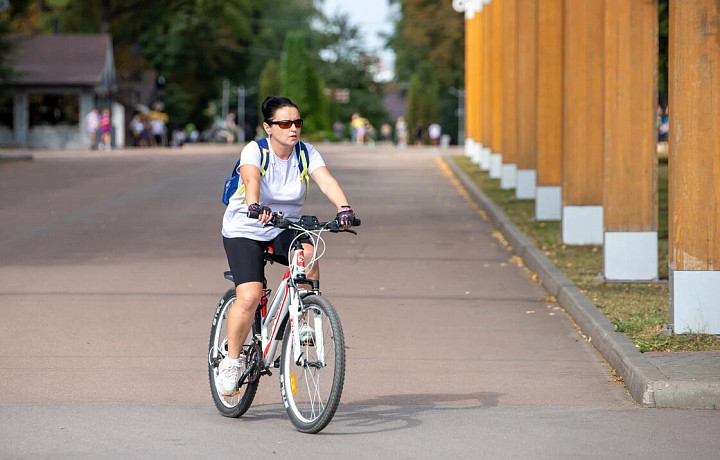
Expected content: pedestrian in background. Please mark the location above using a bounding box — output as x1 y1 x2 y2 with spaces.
85 108 99 150
428 122 442 146
130 113 145 147
380 122 392 143
224 112 238 144
99 108 112 150
350 113 367 146
150 115 168 147
333 120 345 141
395 116 408 148
414 122 425 146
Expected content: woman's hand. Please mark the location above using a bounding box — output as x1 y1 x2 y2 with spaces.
248 203 272 224
336 206 355 229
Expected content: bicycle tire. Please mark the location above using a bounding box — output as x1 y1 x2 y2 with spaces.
279 294 345 433
208 288 259 417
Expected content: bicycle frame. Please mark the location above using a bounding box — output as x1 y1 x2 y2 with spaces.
258 231 321 369
211 212 358 431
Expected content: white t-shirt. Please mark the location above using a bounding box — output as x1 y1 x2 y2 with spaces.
221 141 326 241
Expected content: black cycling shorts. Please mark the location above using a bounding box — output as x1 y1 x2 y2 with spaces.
223 230 312 286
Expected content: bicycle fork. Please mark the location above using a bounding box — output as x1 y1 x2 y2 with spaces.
289 247 330 369
288 247 310 368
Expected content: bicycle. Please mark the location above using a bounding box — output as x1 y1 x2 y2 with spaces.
208 212 360 433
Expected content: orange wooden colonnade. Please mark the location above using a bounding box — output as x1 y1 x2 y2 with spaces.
453 0 720 334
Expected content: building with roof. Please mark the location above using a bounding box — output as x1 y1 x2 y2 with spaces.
0 33 123 149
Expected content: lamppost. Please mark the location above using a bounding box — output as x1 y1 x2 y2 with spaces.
452 0 479 153
221 79 230 121
236 85 257 144
448 87 465 146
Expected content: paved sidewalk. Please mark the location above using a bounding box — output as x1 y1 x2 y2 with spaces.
446 158 720 410
0 143 239 161
0 149 33 162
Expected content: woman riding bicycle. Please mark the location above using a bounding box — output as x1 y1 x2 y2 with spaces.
218 95 356 396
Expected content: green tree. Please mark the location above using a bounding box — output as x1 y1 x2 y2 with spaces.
258 59 282 121
8 0 321 130
658 0 668 103
406 61 439 144
0 0 33 84
314 12 387 132
389 0 464 89
281 31 329 134
388 0 463 143
131 0 257 127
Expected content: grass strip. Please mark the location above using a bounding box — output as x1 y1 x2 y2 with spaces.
451 155 719 352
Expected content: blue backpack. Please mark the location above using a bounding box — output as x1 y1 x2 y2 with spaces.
222 138 310 205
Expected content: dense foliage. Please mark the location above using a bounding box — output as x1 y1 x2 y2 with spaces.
388 0 464 143
312 12 387 133
0 0 671 140
1 0 386 134
258 59 282 122
386 0 671 144
0 0 32 84
658 0 669 104
280 31 330 135
406 61 439 144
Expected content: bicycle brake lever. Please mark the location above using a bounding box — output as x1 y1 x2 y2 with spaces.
326 219 358 234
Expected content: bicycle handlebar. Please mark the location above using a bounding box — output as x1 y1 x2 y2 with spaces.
247 211 361 233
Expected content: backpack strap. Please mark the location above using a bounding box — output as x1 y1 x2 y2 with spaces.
296 141 310 199
237 139 270 203
256 138 271 176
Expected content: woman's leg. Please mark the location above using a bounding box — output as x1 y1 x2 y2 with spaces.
302 242 320 282
222 237 267 358
226 281 263 359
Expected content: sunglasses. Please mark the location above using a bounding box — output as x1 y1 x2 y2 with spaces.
267 119 304 129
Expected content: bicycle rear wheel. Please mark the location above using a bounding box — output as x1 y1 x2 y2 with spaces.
208 288 259 417
279 294 345 433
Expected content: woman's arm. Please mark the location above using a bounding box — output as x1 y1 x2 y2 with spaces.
239 164 261 205
240 164 272 223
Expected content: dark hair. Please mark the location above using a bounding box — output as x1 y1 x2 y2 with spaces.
261 96 298 122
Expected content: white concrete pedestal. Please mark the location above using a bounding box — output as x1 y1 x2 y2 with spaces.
536 186 561 221
562 206 603 245
516 170 536 200
671 271 720 334
604 231 658 281
501 164 517 190
489 153 502 179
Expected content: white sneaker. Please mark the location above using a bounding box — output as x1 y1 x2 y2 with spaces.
215 357 242 396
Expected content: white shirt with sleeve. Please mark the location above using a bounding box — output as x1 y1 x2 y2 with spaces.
221 141 326 241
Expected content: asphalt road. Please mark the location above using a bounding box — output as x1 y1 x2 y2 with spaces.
1 144 718 459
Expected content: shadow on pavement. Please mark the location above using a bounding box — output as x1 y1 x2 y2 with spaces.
327 391 504 435
222 391 504 435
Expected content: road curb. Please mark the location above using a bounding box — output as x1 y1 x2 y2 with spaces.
0 153 33 163
445 157 719 410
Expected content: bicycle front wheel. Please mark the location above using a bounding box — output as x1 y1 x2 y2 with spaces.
208 288 259 417
279 294 345 433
